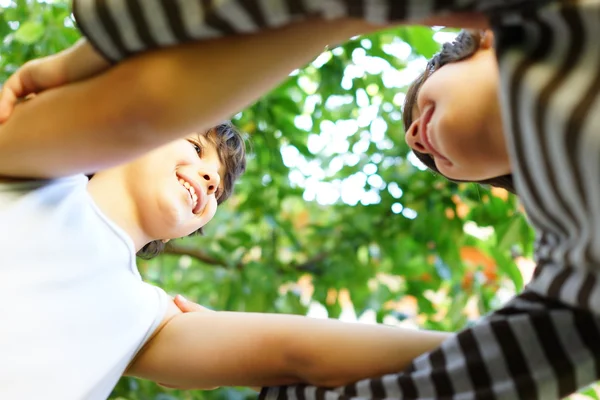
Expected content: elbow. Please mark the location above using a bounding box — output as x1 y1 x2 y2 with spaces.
116 53 189 138
99 55 176 145
87 63 157 144
283 343 348 388
121 59 166 131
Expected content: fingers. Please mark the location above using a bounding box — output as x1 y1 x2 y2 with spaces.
173 294 212 313
0 62 38 123
0 74 24 123
0 58 64 123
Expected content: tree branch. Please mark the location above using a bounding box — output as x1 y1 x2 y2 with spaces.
164 244 228 268
163 243 328 274
292 252 328 273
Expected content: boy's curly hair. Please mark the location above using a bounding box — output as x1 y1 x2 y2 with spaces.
402 30 515 194
137 121 247 259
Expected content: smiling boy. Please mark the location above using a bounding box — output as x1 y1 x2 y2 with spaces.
90 128 237 258
0 125 245 398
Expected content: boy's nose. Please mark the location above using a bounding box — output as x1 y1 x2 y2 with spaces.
198 169 220 196
405 120 427 153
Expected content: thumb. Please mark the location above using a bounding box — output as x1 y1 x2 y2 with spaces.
173 294 212 313
0 88 17 123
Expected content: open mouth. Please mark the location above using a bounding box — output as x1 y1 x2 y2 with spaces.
177 175 201 213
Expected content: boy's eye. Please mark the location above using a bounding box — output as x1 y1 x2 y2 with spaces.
190 141 203 157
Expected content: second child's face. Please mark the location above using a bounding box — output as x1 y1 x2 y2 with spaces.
405 34 511 181
124 132 226 241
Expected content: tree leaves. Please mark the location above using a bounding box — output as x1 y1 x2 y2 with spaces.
14 20 44 44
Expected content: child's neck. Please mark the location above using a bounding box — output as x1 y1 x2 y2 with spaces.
87 171 151 251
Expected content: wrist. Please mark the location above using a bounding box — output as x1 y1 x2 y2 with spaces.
64 39 111 83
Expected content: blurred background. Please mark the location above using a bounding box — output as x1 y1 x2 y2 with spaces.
2 1 596 399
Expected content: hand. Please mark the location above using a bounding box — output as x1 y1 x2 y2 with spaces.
0 54 67 123
173 294 214 313
0 39 110 123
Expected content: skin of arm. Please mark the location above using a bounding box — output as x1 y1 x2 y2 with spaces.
82 13 487 145
0 7 487 148
126 300 450 389
0 39 110 122
0 18 378 179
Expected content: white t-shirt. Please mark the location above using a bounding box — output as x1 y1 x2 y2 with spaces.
0 175 169 399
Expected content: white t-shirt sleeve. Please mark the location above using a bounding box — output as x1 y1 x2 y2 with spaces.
134 283 172 354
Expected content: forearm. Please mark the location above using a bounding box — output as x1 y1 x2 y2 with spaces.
63 38 111 82
128 311 450 389
65 10 487 139
0 19 365 179
286 317 450 387
127 17 377 138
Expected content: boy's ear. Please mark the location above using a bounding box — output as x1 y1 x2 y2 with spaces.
480 30 495 49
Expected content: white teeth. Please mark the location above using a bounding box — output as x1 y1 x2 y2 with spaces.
178 177 198 211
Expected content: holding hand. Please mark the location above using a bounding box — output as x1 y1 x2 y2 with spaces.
0 54 66 122
0 39 110 123
173 295 214 314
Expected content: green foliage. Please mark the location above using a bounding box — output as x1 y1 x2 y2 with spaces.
4 1 597 399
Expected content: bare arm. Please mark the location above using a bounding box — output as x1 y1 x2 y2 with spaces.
0 2 488 123
0 18 368 179
126 300 450 389
0 9 488 179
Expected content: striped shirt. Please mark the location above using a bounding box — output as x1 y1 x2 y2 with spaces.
72 0 600 399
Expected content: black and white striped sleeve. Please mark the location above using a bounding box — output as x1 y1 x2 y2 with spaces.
263 0 600 398
71 0 479 62
259 291 600 400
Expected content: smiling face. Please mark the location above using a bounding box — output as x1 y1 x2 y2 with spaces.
88 123 246 254
404 31 511 182
118 131 226 242
88 128 230 250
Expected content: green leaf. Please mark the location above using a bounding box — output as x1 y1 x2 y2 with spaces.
579 386 600 400
14 20 44 44
490 247 524 292
496 216 522 252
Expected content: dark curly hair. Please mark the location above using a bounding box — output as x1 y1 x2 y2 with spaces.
137 121 247 259
402 30 515 193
